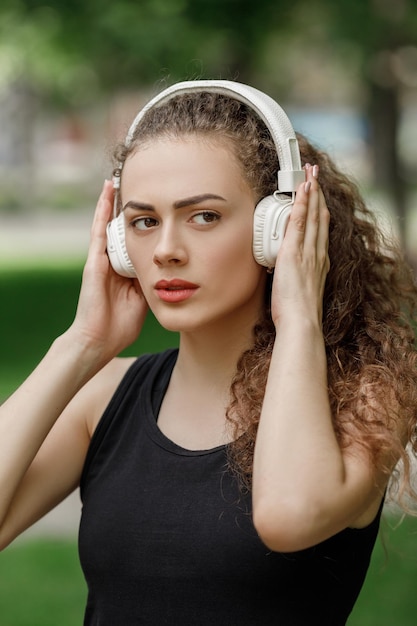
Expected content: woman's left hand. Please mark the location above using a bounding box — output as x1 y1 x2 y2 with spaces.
270 164 330 327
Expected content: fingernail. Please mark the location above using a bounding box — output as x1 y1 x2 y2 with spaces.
304 163 311 170
312 165 319 178
305 181 311 193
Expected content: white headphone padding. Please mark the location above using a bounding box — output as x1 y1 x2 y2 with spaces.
253 194 293 267
106 213 136 278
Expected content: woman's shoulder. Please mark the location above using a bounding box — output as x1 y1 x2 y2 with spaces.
78 356 138 438
83 350 178 437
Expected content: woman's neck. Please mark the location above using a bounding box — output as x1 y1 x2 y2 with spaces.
157 318 257 450
175 313 257 392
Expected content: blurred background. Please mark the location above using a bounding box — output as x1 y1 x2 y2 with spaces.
0 0 417 624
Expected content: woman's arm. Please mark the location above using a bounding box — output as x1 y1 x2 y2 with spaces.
0 181 147 548
252 165 395 552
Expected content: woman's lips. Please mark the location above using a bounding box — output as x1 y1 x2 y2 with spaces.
154 279 199 303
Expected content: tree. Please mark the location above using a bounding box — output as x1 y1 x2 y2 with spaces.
320 0 417 255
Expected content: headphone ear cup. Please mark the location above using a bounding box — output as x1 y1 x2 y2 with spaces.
253 194 293 268
106 213 136 278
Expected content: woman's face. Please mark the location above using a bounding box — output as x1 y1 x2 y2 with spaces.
120 135 267 334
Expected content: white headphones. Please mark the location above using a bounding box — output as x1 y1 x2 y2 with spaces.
106 79 305 277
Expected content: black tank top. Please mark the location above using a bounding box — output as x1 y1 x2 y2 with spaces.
79 349 382 625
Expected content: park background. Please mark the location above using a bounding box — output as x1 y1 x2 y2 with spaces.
1 0 417 624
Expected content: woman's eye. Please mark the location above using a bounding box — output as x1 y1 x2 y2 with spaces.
192 211 220 225
132 216 158 230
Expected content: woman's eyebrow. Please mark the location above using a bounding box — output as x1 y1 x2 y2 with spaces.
122 194 226 213
173 193 227 209
123 200 154 212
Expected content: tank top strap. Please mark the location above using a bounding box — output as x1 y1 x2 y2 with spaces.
80 349 178 495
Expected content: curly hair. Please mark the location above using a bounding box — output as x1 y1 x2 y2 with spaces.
113 90 417 505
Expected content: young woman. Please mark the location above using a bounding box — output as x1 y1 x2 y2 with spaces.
0 80 416 625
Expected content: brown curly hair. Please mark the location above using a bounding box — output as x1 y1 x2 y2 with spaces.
113 90 417 505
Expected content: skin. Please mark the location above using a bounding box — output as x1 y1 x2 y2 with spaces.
0 136 398 553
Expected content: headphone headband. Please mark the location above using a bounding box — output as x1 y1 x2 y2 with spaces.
123 79 304 192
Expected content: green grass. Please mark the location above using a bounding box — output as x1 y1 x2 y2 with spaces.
348 514 417 625
0 539 86 626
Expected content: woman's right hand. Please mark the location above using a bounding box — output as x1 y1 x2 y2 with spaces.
68 180 148 364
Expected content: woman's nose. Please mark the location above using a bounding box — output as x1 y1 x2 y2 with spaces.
153 223 188 266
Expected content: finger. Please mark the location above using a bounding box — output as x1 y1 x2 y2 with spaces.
91 180 113 229
301 166 321 251
316 188 330 268
89 180 114 252
283 179 310 250
305 165 330 258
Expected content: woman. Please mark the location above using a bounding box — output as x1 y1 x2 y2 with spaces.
0 80 416 625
